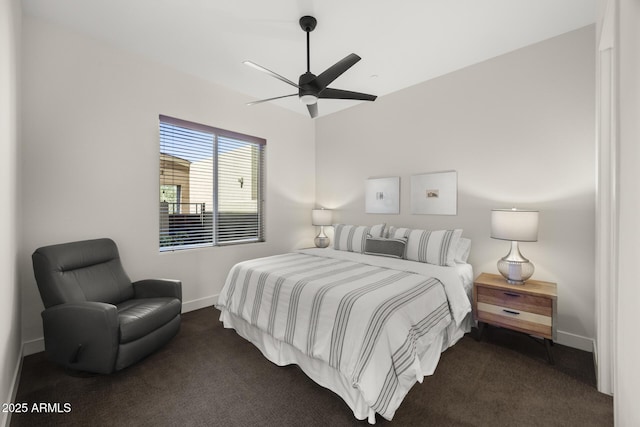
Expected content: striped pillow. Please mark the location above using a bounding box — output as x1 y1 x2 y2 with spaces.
405 229 463 266
386 226 412 240
333 224 385 253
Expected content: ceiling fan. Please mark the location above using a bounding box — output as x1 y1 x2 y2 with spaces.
244 16 377 118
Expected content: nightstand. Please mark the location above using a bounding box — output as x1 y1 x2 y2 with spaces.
473 272 557 363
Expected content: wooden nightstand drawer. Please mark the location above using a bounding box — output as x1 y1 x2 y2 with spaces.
476 286 552 317
476 302 553 339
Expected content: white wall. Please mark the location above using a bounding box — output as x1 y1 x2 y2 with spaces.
316 26 596 350
614 0 640 423
20 16 316 350
0 0 21 424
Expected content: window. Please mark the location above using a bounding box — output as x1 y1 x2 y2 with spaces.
159 115 265 251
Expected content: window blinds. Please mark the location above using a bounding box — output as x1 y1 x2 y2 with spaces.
159 115 265 251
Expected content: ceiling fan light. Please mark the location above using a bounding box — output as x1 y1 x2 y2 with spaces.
300 94 318 105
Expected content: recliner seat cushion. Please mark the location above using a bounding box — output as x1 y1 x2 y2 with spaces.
117 298 181 344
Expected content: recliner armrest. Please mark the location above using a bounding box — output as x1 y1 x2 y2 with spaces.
41 302 119 374
132 279 182 301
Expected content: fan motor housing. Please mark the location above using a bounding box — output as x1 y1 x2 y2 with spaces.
299 16 317 32
298 71 319 97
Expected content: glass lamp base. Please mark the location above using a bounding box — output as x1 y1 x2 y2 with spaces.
314 225 330 248
497 241 535 284
314 236 330 248
497 259 535 285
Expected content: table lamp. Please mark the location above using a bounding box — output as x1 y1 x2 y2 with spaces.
491 208 539 284
311 208 333 248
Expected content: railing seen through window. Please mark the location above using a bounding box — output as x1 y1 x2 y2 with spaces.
159 115 266 251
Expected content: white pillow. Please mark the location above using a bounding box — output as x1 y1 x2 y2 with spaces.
333 224 385 253
455 237 472 263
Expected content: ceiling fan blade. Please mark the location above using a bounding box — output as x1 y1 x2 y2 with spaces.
247 94 298 106
319 88 377 101
243 61 301 89
313 53 361 91
307 103 318 118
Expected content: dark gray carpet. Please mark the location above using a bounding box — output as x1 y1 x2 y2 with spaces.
11 307 612 426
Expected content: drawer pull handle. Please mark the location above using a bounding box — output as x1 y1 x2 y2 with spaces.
503 292 521 297
503 309 520 315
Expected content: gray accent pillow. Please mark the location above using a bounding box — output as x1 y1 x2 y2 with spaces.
364 236 407 259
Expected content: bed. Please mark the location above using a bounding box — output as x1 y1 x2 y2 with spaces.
216 230 473 423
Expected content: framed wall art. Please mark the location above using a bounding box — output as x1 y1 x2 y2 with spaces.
365 177 400 214
410 171 457 215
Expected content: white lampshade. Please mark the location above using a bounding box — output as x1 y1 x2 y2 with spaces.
311 209 333 226
491 209 539 242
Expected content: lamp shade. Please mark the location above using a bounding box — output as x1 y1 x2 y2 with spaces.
311 209 333 226
491 209 539 242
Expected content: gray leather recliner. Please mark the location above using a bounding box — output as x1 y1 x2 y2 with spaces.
32 238 182 374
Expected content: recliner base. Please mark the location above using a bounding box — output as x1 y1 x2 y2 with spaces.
115 315 181 371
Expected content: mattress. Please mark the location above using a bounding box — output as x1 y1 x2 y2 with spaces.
216 248 473 423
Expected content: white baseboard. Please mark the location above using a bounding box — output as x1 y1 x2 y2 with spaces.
556 330 594 352
2 344 25 427
22 337 44 356
181 294 219 313
22 295 221 357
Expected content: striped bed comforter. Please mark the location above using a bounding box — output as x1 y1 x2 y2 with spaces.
217 251 457 421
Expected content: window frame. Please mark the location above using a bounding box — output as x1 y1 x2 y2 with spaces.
159 115 266 252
